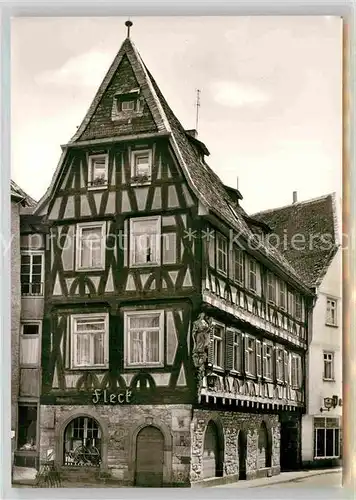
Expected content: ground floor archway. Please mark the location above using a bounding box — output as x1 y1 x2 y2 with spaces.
135 425 164 487
238 429 247 480
202 420 223 479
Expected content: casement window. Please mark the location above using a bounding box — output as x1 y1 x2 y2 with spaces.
232 330 242 372
71 314 109 369
279 280 287 310
17 404 37 451
284 350 290 384
249 259 257 292
213 324 224 368
326 298 337 326
233 247 244 284
131 150 152 182
121 100 136 111
216 234 227 274
244 336 256 376
291 353 302 388
125 310 164 367
295 294 302 320
20 322 41 366
130 216 161 267
256 340 262 377
76 222 106 271
262 342 273 379
267 272 276 303
276 347 284 382
88 154 108 188
323 351 334 380
314 417 340 459
21 252 44 296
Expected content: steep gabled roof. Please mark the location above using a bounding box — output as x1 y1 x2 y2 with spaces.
252 194 339 287
34 35 312 294
11 180 36 207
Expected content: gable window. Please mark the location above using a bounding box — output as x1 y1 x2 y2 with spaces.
323 352 334 380
131 150 152 183
233 247 244 284
125 310 164 367
76 222 106 271
249 259 257 292
232 330 242 372
262 342 273 379
244 336 256 376
130 216 161 267
279 280 287 310
21 252 44 296
71 314 108 369
276 347 284 381
326 298 337 326
121 100 136 111
88 154 108 188
267 272 276 303
291 353 302 388
213 324 224 368
216 234 227 274
314 417 340 459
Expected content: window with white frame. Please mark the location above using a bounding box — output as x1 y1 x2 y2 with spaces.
279 280 287 310
216 234 227 274
130 217 161 267
131 150 152 182
20 322 41 366
262 342 273 379
291 353 302 388
76 222 106 270
233 247 244 284
21 252 44 296
88 154 108 188
256 340 262 377
121 100 136 111
71 314 108 369
276 347 284 381
295 294 302 320
267 272 276 303
249 259 257 292
326 298 337 326
314 417 340 459
323 351 334 380
244 336 256 375
213 324 224 368
125 310 164 367
232 330 241 372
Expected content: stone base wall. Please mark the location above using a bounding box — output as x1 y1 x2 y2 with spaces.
39 404 192 486
190 409 281 484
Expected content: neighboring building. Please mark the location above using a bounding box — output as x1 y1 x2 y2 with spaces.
32 27 314 487
11 181 46 469
254 193 342 469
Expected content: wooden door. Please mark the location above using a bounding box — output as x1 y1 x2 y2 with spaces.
135 426 164 487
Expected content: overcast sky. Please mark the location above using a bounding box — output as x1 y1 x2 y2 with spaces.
11 16 342 214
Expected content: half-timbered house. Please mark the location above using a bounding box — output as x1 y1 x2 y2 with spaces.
34 24 314 487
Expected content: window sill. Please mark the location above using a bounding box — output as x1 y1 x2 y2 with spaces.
130 181 152 187
76 266 105 272
313 456 340 460
130 262 160 268
21 294 44 298
70 365 109 371
87 184 108 191
325 323 338 328
323 378 336 382
125 363 164 369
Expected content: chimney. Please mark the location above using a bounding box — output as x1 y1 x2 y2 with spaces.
185 129 198 139
293 191 298 204
236 176 239 191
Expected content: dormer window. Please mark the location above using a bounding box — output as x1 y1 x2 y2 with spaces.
112 88 141 121
131 150 152 184
121 100 136 111
88 154 108 189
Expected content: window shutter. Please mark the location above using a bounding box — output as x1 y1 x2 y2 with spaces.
225 329 234 371
208 324 214 365
284 350 289 383
256 340 262 376
298 356 302 388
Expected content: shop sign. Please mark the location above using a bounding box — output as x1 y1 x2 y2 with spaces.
92 389 132 404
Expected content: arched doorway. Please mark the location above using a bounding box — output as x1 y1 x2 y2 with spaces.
63 416 102 467
203 421 223 479
135 426 164 487
257 421 272 469
238 430 247 480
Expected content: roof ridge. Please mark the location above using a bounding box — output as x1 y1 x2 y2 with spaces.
252 192 334 217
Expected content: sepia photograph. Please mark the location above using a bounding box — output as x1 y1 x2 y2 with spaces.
10 16 342 489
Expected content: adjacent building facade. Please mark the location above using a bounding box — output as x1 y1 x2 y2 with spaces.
25 31 316 487
255 193 342 469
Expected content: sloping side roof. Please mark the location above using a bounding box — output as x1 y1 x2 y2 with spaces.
34 36 311 293
252 194 338 286
11 180 36 207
